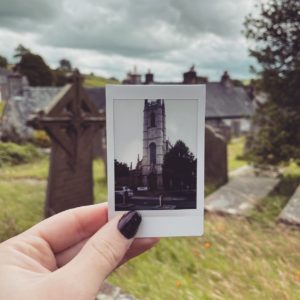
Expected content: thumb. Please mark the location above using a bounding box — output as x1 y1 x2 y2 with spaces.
59 211 141 294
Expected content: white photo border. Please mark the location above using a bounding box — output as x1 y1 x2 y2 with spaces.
106 85 206 237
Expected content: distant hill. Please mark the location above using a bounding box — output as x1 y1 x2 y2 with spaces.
83 74 119 88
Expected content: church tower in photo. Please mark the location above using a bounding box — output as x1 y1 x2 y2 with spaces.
141 99 166 190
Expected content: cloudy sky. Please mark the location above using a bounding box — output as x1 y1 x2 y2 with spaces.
114 99 198 167
0 0 257 81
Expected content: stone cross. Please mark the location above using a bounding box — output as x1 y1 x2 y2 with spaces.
28 70 105 217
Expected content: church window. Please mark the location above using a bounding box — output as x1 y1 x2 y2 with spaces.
150 112 156 127
149 142 156 164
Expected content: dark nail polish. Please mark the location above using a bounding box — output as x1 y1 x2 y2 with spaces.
118 211 142 239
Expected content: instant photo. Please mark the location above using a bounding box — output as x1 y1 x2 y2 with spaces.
106 85 205 237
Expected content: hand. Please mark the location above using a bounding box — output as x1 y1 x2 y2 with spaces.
0 203 159 300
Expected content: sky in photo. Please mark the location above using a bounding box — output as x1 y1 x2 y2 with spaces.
0 0 258 81
114 99 198 167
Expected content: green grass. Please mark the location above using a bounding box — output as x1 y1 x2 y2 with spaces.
0 157 107 241
93 159 107 202
0 142 44 167
0 101 5 117
228 137 247 171
0 157 49 180
2 142 300 299
0 181 45 241
110 215 300 300
249 162 300 225
83 74 119 88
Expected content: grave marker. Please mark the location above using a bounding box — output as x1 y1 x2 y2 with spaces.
28 70 105 217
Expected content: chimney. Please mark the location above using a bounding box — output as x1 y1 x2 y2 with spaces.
145 69 154 84
183 65 197 84
221 71 232 87
131 65 141 84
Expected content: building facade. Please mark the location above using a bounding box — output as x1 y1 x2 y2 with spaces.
0 68 27 101
141 99 166 190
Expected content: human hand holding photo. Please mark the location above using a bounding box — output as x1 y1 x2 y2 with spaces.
0 203 158 300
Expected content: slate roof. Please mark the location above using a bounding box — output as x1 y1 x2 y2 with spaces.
85 88 106 110
86 84 254 120
1 86 107 138
120 81 253 119
1 82 253 139
205 82 253 119
1 87 64 138
0 68 11 76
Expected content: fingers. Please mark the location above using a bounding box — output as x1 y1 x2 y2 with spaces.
26 203 108 253
58 211 142 296
55 237 88 267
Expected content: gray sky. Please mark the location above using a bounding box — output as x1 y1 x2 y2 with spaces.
114 99 198 167
0 0 258 81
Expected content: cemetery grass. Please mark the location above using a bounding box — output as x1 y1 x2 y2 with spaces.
1 143 300 299
228 136 247 171
0 156 107 241
0 101 5 116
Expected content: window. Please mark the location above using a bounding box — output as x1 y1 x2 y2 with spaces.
149 142 156 164
150 112 155 127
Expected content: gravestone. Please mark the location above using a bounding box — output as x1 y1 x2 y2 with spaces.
27 70 105 217
205 125 228 186
205 174 279 215
278 185 300 225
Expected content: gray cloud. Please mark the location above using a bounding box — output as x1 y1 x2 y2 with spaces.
38 0 252 57
0 0 62 31
0 0 256 80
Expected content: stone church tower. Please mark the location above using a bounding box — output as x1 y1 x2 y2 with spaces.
141 99 166 190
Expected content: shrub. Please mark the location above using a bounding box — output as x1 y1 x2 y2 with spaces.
0 142 44 167
31 130 51 148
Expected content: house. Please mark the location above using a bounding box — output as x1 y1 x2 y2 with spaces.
123 66 254 140
0 67 28 101
0 85 107 162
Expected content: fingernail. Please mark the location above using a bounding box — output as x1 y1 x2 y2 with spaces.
118 211 142 239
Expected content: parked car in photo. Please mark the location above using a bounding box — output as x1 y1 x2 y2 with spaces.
137 186 149 191
115 186 134 198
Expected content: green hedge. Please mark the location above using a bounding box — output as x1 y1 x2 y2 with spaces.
0 143 44 167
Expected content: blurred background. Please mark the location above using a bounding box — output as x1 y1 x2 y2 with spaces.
0 0 300 299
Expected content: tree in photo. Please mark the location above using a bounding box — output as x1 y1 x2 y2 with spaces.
162 140 196 190
245 0 300 165
114 159 130 178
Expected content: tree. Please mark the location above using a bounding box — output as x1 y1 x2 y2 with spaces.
53 69 71 86
18 53 53 86
244 0 300 165
59 59 72 72
14 44 30 58
0 55 8 68
162 140 196 190
114 159 130 178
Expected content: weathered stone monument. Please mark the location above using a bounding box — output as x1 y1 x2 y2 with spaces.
28 70 105 217
205 125 228 185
